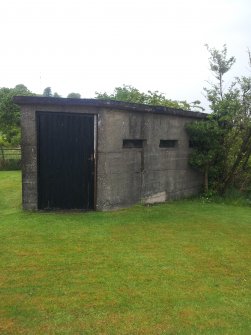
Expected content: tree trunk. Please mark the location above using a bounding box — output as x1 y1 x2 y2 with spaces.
219 73 223 100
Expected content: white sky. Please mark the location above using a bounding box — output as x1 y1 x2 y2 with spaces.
0 0 250 110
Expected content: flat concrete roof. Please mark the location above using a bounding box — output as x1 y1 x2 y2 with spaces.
13 96 207 119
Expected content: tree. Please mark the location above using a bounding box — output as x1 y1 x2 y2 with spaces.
186 120 223 192
220 76 251 192
187 45 251 194
0 84 35 145
205 44 235 100
43 87 52 97
67 92 81 99
95 85 196 110
206 45 251 193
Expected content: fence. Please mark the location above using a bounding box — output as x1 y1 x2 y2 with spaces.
0 147 21 170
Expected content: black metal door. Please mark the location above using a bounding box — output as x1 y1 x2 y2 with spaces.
37 112 95 210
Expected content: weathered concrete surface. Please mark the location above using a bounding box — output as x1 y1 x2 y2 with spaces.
144 191 167 204
96 109 202 210
21 107 38 210
16 97 205 211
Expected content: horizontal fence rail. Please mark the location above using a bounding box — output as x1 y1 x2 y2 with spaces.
0 147 21 170
0 147 21 160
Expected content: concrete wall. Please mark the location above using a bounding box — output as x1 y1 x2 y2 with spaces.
96 109 202 210
21 106 38 210
19 100 203 210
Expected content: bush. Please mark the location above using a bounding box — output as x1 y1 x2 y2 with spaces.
200 187 251 206
0 158 21 171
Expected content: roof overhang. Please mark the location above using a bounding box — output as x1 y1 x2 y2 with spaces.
13 96 208 119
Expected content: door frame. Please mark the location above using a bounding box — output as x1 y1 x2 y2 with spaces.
36 111 97 210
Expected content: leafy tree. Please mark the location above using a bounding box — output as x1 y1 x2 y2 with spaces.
43 87 52 97
205 45 251 193
95 85 198 110
53 92 61 98
205 44 235 100
67 92 81 99
0 85 34 145
186 120 223 192
187 45 251 194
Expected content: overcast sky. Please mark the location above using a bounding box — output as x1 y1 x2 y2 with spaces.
0 0 250 110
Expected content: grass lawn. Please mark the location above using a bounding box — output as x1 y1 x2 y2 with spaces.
0 171 250 335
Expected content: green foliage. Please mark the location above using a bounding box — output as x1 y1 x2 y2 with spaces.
0 84 34 145
42 88 63 98
0 158 21 171
205 44 235 95
43 89 82 99
96 84 194 110
67 92 81 98
0 135 6 146
200 187 251 206
187 45 251 194
42 86 52 97
186 120 224 191
186 120 223 159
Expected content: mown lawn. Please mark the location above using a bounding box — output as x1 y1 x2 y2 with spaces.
0 171 250 335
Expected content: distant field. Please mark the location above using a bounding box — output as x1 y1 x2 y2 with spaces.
0 171 250 335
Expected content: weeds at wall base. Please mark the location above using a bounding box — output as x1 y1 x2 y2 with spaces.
200 187 251 206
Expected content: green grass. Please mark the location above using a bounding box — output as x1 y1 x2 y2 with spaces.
0 171 250 335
